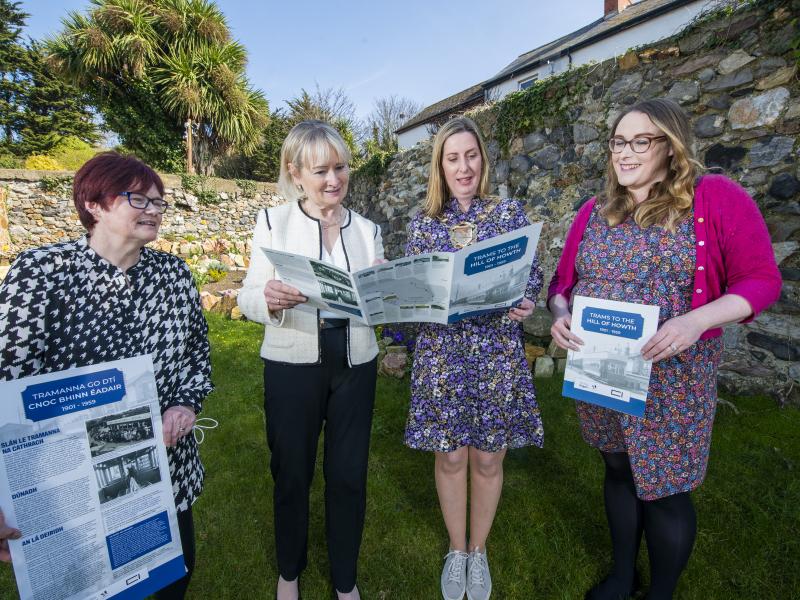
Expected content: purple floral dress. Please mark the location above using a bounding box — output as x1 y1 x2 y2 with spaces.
573 205 723 500
404 197 544 452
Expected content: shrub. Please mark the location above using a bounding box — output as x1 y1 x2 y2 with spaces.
39 175 73 195
205 259 229 283
181 173 219 205
189 265 210 289
236 178 258 198
0 154 22 169
353 150 395 184
207 268 227 283
25 155 64 170
49 137 99 171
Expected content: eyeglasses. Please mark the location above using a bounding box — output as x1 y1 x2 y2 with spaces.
608 136 667 154
120 192 169 213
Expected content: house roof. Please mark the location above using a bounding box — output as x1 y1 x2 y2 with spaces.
397 0 700 134
484 0 698 86
396 83 485 134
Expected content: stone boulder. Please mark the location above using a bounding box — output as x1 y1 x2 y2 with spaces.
533 356 554 377
379 347 408 378
607 73 643 98
748 136 795 168
769 174 800 200
525 344 547 370
547 339 568 359
523 307 554 337
717 49 755 75
756 65 797 91
666 80 700 104
200 291 221 311
703 69 753 92
729 87 790 130
693 114 726 138
212 289 239 315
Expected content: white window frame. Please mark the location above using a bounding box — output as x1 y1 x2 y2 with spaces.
518 74 538 90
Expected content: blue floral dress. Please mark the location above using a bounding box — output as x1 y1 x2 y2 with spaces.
573 205 723 500
404 198 544 452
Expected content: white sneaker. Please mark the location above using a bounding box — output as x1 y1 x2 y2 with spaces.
441 549 468 600
466 548 492 600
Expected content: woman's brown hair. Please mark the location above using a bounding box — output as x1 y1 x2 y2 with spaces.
600 98 703 231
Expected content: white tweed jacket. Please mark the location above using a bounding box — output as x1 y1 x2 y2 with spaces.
238 200 383 365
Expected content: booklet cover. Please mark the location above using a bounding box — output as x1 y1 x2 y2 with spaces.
262 223 542 325
0 356 185 600
562 296 660 417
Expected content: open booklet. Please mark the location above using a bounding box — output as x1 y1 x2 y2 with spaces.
562 296 660 417
262 223 542 325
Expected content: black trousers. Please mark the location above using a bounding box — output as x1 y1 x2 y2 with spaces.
263 327 377 593
154 506 195 599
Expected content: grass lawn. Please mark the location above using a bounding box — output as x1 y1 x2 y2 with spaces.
1 313 798 599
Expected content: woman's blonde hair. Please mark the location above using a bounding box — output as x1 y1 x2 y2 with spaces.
425 116 491 217
600 98 703 231
278 120 352 202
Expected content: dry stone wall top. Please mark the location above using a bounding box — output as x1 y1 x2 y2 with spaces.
0 171 284 265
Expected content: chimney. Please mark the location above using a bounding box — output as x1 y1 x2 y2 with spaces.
605 0 633 16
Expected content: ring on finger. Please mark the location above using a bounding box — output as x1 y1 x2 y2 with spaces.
669 343 678 352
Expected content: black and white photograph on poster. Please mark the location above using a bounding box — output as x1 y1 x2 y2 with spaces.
310 259 353 287
86 405 155 457
566 345 652 396
94 445 162 504
320 280 359 306
451 261 529 307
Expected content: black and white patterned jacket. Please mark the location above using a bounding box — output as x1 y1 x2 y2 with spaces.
0 237 213 511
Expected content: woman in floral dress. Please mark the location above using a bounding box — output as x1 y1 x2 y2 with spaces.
405 117 544 600
548 99 780 600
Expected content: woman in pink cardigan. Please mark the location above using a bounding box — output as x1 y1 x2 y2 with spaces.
548 98 780 600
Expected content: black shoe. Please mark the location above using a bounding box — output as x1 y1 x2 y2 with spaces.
585 571 641 600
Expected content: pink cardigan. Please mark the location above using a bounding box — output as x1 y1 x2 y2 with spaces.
547 174 782 340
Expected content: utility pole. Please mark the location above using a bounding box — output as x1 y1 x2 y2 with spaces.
185 119 194 174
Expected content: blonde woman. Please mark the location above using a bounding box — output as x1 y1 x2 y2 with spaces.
404 117 544 600
238 121 383 600
548 98 781 600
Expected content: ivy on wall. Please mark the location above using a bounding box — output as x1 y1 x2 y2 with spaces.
492 65 589 154
352 150 395 184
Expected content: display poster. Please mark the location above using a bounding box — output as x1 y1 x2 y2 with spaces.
562 296 660 417
0 355 185 600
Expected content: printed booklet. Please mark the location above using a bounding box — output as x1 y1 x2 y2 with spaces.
262 223 541 325
562 296 660 417
0 356 185 600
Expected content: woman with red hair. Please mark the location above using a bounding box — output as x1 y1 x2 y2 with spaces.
0 152 213 599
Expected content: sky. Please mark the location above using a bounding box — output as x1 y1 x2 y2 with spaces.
20 0 606 122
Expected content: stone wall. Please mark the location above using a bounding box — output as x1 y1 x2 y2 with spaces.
0 170 284 268
347 0 800 402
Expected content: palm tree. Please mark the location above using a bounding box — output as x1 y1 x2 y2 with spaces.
46 0 268 173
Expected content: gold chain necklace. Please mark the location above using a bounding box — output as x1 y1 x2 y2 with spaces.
444 197 500 249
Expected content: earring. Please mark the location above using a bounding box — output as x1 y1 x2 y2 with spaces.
296 184 306 200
